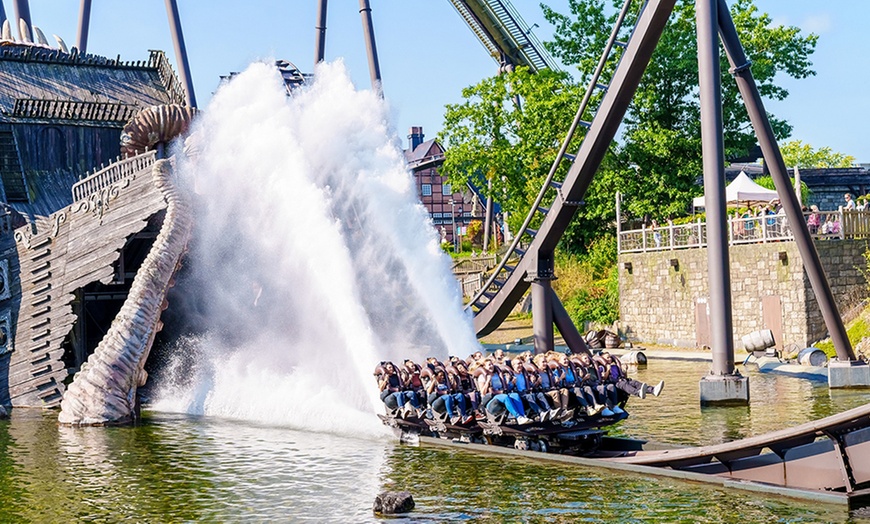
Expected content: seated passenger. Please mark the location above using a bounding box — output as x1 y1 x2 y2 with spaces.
600 351 664 399
466 350 484 368
555 353 600 418
403 360 428 408
453 360 480 414
577 352 622 416
445 365 473 424
426 356 445 371
477 359 531 425
569 355 605 416
426 368 467 423
510 358 549 420
378 362 419 416
532 354 567 420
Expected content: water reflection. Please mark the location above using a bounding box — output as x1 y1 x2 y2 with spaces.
379 446 852 523
1 360 870 522
611 359 870 446
0 411 387 522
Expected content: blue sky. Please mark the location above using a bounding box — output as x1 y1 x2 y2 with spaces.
23 1 869 161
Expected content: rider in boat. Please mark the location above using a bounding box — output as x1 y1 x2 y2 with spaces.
425 367 466 423
466 350 484 368
599 351 664 399
453 360 480 414
477 359 532 425
445 365 473 424
556 352 602 418
510 357 550 421
403 359 428 408
378 362 420 417
532 353 568 421
577 352 622 417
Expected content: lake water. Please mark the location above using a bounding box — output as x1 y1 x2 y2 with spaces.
2 359 870 522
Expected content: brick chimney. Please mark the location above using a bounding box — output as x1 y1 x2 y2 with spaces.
408 126 424 151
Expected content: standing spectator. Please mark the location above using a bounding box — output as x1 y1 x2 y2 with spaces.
651 220 662 248
845 193 856 211
806 205 820 235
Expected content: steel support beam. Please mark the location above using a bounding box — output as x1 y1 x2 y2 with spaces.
696 0 734 376
76 0 92 54
164 0 197 107
358 0 382 95
530 251 554 354
482 182 493 252
716 0 855 361
314 0 328 66
11 0 29 40
550 288 591 356
531 279 553 355
472 0 676 337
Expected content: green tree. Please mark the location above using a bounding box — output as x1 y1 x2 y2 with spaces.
543 0 818 221
438 0 817 253
779 139 855 168
754 175 810 204
438 67 586 238
438 66 636 253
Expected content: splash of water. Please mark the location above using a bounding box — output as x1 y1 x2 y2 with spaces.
150 61 480 437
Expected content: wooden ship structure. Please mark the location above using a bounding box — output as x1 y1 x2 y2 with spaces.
0 4 195 424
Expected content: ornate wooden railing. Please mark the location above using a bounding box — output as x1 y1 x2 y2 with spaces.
148 50 188 106
12 99 138 123
71 151 157 202
0 45 150 68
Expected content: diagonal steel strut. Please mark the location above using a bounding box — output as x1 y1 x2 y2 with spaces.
473 0 677 337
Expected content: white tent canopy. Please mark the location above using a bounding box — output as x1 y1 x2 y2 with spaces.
692 170 779 208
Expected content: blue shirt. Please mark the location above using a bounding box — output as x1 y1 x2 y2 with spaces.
515 372 528 393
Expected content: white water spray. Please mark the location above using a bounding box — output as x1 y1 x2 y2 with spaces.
151 61 480 437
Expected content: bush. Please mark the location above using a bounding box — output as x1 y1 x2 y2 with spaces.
553 235 619 326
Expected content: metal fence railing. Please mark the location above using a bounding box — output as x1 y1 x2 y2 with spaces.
618 209 870 254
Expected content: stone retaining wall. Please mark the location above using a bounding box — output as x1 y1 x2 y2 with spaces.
618 239 870 349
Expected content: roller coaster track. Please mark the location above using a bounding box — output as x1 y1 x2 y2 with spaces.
465 0 677 337
448 0 560 72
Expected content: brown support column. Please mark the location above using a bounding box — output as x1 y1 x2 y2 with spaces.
358 0 382 95
314 0 328 66
76 0 92 54
550 287 591 356
165 0 197 107
716 0 854 362
696 0 748 405
529 252 554 354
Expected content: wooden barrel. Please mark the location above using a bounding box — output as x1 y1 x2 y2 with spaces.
798 347 828 367
621 350 647 366
604 331 621 349
585 330 604 349
741 329 775 352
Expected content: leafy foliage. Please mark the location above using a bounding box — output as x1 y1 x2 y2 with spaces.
778 139 856 168
543 0 817 223
439 0 817 255
753 175 810 205
553 235 619 325
438 67 584 237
